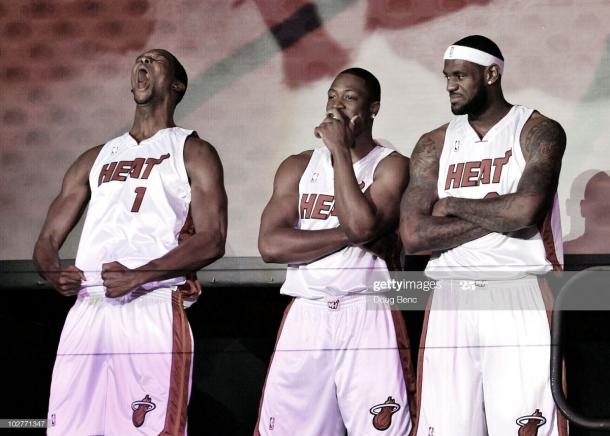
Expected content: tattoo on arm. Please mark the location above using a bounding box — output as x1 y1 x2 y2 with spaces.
520 117 565 196
447 117 566 232
400 131 490 253
408 189 490 252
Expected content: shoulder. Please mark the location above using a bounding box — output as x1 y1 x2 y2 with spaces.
62 144 104 187
80 144 104 163
412 123 449 161
376 150 409 176
278 149 314 174
373 150 410 190
184 134 218 156
184 135 222 165
425 123 450 139
183 136 224 183
520 111 566 160
72 144 104 171
522 111 565 137
270 149 314 190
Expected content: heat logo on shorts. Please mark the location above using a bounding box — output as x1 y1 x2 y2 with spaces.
516 409 546 436
131 394 156 428
369 396 401 431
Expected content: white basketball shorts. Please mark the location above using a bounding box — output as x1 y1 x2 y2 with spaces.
414 277 568 436
255 295 414 436
47 288 193 435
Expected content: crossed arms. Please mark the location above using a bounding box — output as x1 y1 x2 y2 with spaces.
258 149 409 265
400 112 566 254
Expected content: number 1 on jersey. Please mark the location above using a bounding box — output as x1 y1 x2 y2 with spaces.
131 187 147 212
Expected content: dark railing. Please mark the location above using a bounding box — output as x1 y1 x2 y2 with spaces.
551 266 610 430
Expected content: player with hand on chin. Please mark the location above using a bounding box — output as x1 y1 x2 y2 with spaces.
255 68 413 436
33 48 227 435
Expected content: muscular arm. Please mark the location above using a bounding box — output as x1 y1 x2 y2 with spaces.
440 113 566 232
316 109 409 244
332 149 410 244
258 152 349 264
399 128 491 254
33 145 102 295
102 137 227 297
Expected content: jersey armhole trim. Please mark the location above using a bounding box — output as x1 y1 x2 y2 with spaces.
514 107 536 169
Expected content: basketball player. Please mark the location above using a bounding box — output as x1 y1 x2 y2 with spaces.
33 49 227 435
400 35 567 435
255 68 413 435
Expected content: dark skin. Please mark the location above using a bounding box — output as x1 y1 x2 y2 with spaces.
259 72 409 264
33 49 227 298
400 59 566 254
445 59 510 134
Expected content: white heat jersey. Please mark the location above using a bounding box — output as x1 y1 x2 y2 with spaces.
281 144 394 299
75 127 193 294
426 105 563 280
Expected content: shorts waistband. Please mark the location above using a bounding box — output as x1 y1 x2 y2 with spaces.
78 286 178 305
296 294 376 310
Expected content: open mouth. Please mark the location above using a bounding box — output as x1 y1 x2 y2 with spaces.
136 68 150 90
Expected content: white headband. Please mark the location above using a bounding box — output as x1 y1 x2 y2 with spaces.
443 45 504 74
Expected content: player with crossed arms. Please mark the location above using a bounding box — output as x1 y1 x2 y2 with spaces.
401 35 567 436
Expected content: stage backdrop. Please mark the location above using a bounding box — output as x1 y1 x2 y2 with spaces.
1 0 610 260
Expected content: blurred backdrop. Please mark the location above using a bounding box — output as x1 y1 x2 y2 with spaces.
1 0 610 260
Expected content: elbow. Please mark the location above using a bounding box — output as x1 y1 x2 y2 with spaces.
258 236 282 264
527 200 549 228
203 233 226 265
400 220 424 254
344 227 375 245
513 215 537 232
507 196 547 231
342 217 377 245
259 249 277 264
213 230 226 259
211 243 225 263
401 233 423 255
32 242 40 265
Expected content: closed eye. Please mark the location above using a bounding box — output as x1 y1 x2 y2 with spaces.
137 54 168 65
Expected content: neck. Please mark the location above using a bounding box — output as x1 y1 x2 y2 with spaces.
349 129 376 163
130 101 176 143
467 92 512 138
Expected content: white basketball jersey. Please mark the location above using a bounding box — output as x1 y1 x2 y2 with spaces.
75 127 193 294
281 144 394 299
426 105 563 280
